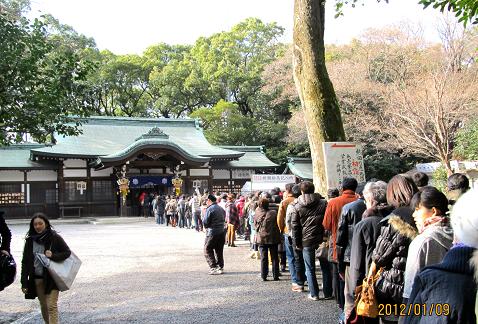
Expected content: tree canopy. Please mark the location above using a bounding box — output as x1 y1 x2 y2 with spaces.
0 12 96 144
454 118 478 160
419 0 478 25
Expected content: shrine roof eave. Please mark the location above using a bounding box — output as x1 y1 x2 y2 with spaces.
287 156 313 181
90 140 215 170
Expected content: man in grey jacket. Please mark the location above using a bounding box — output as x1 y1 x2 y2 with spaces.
203 194 226 275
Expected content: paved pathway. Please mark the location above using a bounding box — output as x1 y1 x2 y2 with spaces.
1 220 339 323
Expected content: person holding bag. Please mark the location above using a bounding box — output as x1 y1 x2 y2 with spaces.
21 213 71 324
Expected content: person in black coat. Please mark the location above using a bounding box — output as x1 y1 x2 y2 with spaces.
371 207 418 304
21 213 71 324
336 184 367 267
0 211 12 256
366 175 419 323
336 184 366 317
347 181 393 319
291 181 327 301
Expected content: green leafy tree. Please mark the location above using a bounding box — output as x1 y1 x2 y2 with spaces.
419 0 478 25
0 0 30 20
87 51 149 117
144 43 202 118
0 13 95 144
454 118 478 160
191 100 288 163
189 18 285 117
432 164 449 193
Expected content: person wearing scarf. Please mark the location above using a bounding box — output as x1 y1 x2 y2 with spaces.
403 187 453 302
403 189 477 324
21 213 71 324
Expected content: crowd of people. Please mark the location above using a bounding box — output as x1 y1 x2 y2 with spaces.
194 172 477 324
1 171 477 324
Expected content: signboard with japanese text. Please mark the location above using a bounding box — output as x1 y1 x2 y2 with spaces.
323 142 366 189
232 169 254 179
250 174 296 191
0 192 24 205
76 181 87 193
252 174 296 183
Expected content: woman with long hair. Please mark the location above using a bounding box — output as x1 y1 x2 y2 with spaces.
21 213 71 324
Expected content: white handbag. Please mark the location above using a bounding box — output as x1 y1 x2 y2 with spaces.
36 251 82 291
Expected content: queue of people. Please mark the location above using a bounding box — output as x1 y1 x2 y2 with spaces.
236 172 477 324
1 170 476 324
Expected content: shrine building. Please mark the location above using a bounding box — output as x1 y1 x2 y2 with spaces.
0 117 277 218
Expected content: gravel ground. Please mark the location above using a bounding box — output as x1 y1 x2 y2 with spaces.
1 220 339 323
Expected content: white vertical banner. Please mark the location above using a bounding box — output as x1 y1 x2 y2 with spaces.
322 142 366 190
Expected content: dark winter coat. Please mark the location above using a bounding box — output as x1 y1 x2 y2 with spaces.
254 207 281 245
291 193 327 249
372 207 418 304
336 198 367 264
403 246 477 324
0 213 11 253
21 231 71 299
156 198 166 215
349 204 394 295
203 203 225 237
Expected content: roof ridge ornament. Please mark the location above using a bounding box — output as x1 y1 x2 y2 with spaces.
136 127 169 141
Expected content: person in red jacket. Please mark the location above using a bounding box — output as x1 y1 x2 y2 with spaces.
322 177 358 323
235 196 246 236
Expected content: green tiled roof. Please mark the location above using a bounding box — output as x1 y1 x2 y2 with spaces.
100 139 210 163
217 146 278 169
287 157 313 180
31 117 244 161
0 144 57 170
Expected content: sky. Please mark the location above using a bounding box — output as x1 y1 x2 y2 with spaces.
28 0 445 55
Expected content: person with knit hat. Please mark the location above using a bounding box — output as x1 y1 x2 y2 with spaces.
403 189 478 324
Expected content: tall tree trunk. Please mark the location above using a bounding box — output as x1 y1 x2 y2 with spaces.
292 0 346 194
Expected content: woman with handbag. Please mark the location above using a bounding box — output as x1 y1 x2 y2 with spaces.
367 175 419 323
21 213 71 324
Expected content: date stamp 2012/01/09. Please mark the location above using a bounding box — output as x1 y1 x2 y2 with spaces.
378 303 450 317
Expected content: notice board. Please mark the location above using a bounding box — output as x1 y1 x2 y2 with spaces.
322 142 366 189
